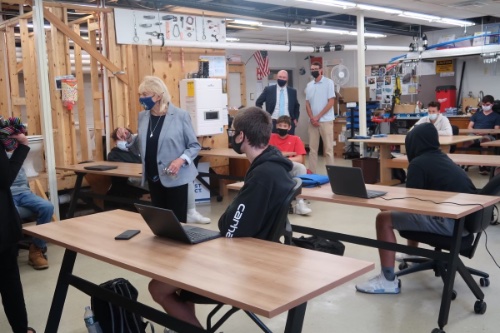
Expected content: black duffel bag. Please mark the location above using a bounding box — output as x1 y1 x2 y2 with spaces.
292 235 345 256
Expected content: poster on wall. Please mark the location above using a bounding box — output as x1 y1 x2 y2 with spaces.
114 8 226 45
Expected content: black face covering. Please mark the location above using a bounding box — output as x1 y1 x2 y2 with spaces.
311 71 320 79
277 79 287 87
277 128 288 137
231 132 244 154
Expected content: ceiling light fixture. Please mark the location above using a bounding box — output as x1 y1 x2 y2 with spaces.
296 0 356 9
356 4 402 15
398 11 441 22
310 27 386 38
261 24 307 31
226 37 240 42
230 19 262 26
438 18 475 27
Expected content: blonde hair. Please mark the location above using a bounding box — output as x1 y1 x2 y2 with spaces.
138 76 171 110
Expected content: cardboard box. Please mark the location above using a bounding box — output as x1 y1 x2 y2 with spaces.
393 104 416 114
339 87 370 103
462 97 479 112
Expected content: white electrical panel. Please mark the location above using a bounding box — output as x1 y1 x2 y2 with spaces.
180 78 225 136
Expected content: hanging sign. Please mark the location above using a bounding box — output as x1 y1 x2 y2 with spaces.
436 60 454 73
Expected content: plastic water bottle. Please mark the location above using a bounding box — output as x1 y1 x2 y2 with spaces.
84 306 103 333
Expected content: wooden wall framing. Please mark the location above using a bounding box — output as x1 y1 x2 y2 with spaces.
0 2 232 189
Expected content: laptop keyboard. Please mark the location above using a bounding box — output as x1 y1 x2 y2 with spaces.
367 190 386 198
185 227 221 243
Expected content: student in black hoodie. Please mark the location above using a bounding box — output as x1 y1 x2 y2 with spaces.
356 123 476 295
148 107 295 330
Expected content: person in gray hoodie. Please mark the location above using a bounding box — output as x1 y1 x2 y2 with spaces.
356 123 476 295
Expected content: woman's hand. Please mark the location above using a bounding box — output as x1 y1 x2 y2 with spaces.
116 127 131 141
167 158 185 175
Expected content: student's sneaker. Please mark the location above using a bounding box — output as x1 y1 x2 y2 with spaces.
479 166 490 175
395 252 423 262
355 274 400 294
295 199 312 215
187 209 211 224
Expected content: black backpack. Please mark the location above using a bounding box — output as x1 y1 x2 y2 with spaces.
91 278 153 333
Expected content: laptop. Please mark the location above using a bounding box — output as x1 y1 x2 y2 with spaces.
325 165 387 199
134 203 221 244
84 165 118 171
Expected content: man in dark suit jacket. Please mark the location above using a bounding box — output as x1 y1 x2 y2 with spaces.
256 70 300 134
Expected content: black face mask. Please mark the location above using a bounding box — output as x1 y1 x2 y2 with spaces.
311 71 320 79
231 132 244 154
277 79 287 87
277 128 288 137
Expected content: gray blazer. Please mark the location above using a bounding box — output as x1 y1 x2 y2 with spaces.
135 103 201 188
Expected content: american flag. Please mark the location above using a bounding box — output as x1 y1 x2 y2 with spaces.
254 50 270 80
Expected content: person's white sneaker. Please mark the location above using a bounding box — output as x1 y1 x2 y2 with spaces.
295 199 312 215
395 252 423 262
355 274 400 294
186 209 211 224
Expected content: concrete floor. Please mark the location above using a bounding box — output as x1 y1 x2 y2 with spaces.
3 158 500 333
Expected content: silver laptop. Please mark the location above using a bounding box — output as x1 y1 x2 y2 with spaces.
134 204 221 244
325 165 387 199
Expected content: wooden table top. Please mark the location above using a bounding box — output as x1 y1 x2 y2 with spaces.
459 128 500 135
391 153 500 167
348 134 481 145
24 210 373 318
481 140 500 147
199 148 294 159
56 161 142 178
227 182 499 219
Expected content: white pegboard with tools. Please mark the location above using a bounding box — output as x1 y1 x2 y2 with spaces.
114 8 226 45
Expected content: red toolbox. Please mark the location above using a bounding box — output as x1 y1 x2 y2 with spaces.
435 85 456 111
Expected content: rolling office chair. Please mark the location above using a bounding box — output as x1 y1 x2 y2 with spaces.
396 175 500 315
178 178 302 333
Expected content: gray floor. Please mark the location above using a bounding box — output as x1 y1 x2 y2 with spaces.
4 158 500 333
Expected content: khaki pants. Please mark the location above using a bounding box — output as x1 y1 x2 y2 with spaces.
308 121 334 173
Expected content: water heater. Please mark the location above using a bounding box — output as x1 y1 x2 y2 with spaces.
180 78 226 136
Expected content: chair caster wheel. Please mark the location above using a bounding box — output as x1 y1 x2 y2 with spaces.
474 300 487 314
431 328 445 333
217 195 223 202
399 262 408 270
480 277 490 287
451 290 457 300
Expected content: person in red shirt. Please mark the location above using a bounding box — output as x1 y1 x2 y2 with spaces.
269 115 312 215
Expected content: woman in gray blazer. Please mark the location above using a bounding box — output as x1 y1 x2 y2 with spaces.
131 76 200 222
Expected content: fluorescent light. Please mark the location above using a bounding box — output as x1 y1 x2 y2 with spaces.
399 11 440 22
310 27 386 38
438 18 475 27
261 24 307 31
356 4 402 15
310 27 349 35
231 19 262 26
226 37 240 42
296 0 356 9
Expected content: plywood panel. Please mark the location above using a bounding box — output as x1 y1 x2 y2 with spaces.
6 26 21 118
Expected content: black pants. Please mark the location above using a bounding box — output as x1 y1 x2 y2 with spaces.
0 245 28 333
147 180 188 223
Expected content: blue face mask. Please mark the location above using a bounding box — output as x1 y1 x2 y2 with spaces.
139 96 156 110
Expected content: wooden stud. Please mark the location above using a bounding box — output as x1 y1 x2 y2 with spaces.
88 18 104 161
0 31 10 114
6 26 21 118
73 24 89 161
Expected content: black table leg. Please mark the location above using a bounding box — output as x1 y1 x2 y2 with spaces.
284 302 307 333
436 216 465 330
45 249 77 333
66 173 84 218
